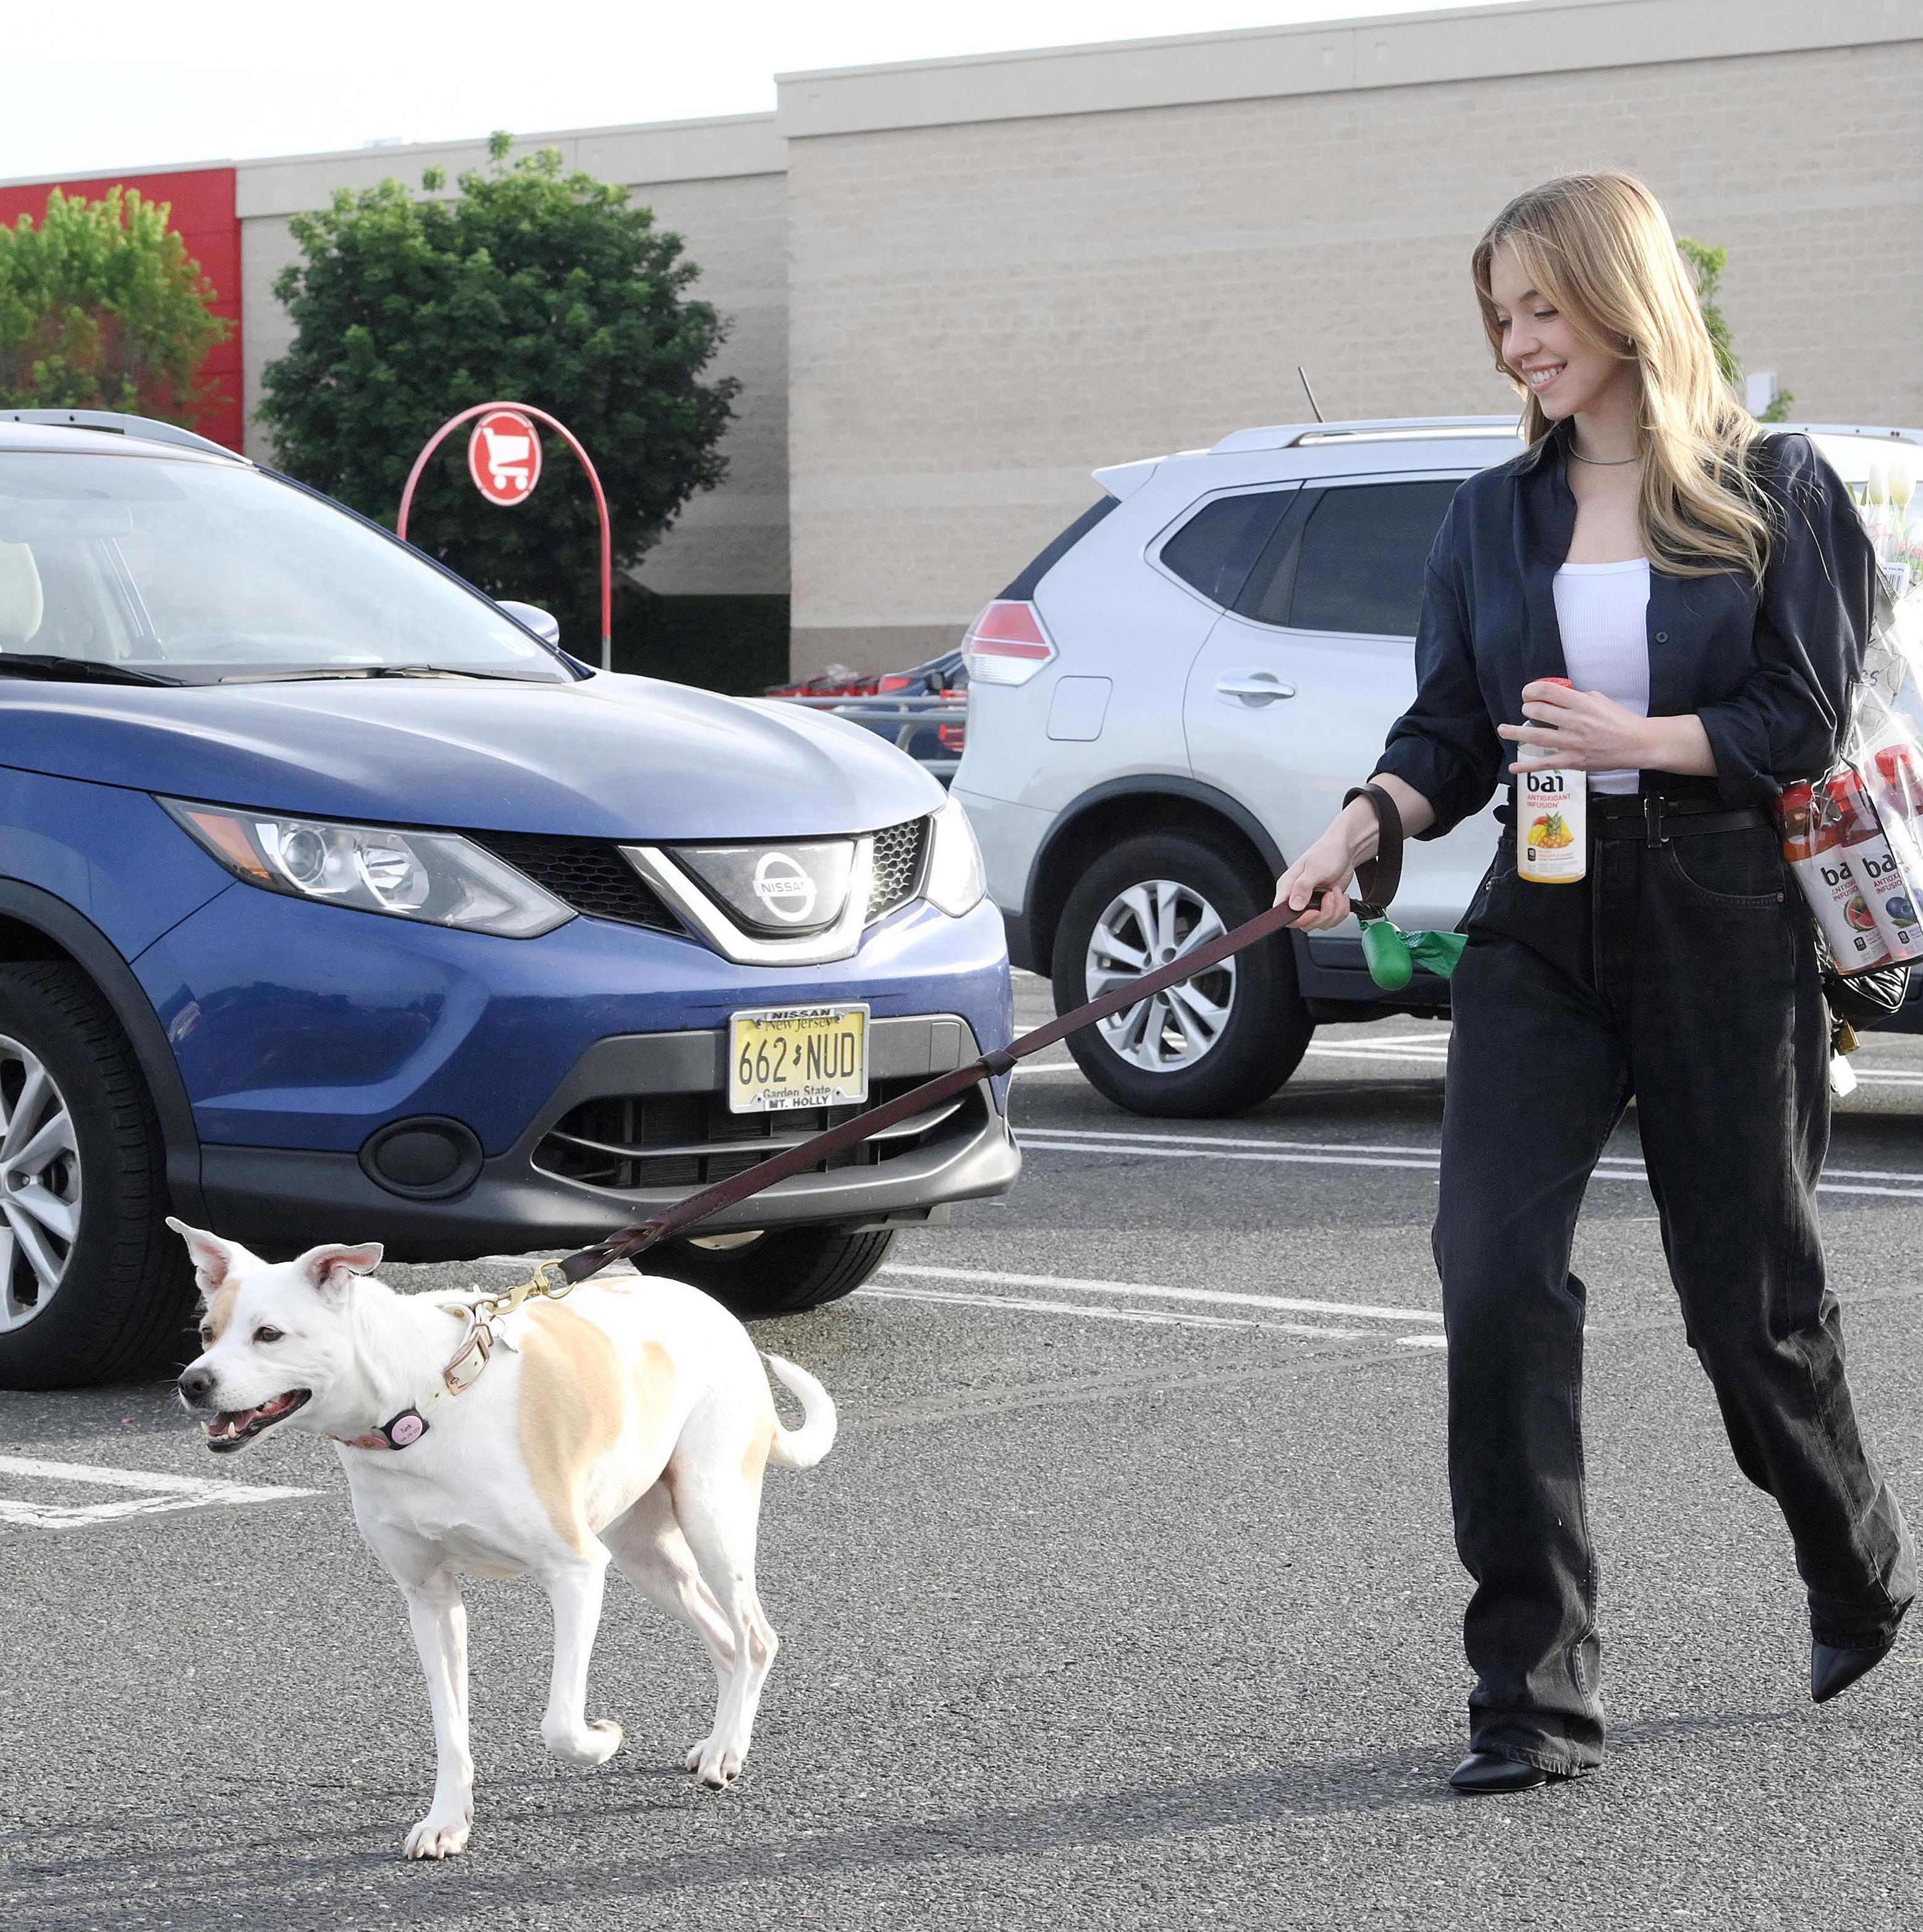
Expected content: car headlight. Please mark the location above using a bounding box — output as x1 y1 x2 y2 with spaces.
923 795 986 917
160 799 573 939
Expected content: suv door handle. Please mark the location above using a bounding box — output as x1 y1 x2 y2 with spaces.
1215 673 1296 704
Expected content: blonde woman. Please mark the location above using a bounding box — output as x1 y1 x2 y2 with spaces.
1275 173 1913 1792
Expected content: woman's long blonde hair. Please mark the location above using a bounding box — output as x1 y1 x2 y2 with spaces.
1473 172 1773 580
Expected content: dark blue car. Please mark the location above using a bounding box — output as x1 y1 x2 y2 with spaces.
0 413 1016 1387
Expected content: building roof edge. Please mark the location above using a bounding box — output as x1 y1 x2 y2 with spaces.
774 0 1922 140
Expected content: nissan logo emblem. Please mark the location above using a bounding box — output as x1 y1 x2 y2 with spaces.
752 851 818 924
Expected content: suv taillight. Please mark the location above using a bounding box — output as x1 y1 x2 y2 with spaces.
962 600 1055 686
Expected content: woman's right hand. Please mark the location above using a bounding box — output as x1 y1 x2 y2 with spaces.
1272 800 1376 930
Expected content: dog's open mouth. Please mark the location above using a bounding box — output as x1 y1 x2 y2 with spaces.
204 1389 310 1451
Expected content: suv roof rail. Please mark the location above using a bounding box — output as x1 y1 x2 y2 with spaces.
0 408 245 461
1212 415 1521 454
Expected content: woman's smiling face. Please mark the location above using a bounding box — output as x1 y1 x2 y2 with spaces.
1487 240 1632 420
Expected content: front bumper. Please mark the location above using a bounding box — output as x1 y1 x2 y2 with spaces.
140 884 1018 1259
200 1016 1020 1259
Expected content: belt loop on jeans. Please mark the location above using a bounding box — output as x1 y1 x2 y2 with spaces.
1642 793 1667 848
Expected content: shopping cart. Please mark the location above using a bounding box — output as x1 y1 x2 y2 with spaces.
478 426 534 494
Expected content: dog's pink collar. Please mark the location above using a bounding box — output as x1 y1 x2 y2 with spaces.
332 1315 495 1451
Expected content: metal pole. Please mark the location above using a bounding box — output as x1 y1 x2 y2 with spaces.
398 401 615 670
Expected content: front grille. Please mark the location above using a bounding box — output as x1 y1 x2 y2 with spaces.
470 831 681 932
534 1076 978 1192
867 816 929 923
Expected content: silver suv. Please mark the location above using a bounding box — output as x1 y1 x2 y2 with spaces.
953 414 1923 1117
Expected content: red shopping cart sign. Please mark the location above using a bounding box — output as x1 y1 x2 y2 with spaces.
466 410 542 507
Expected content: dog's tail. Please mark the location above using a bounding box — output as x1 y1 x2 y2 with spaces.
763 1353 837 1470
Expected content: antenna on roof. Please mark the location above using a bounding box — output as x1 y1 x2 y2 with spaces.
1296 366 1325 424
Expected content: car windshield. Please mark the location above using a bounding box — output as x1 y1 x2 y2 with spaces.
0 450 575 685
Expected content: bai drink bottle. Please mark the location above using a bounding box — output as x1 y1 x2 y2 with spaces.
1869 743 1923 884
1828 770 1923 961
1516 678 1586 884
1780 781 1893 971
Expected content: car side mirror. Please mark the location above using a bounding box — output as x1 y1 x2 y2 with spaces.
498 600 560 647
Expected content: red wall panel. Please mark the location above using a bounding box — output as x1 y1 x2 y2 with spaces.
0 166 243 450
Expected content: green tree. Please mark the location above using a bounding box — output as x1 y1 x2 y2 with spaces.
259 135 738 658
1677 236 1793 421
0 187 230 421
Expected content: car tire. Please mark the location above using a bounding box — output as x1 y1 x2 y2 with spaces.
0 961 196 1391
640 1224 897 1318
1050 831 1312 1118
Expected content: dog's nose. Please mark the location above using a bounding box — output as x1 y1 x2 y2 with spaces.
178 1365 216 1407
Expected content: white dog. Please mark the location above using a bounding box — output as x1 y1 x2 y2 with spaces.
169 1219 835 1860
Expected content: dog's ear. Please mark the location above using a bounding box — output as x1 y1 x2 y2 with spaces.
166 1218 256 1301
294 1242 385 1297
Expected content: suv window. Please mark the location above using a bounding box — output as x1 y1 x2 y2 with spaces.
999 496 1119 599
1235 479 1460 636
1159 490 1295 609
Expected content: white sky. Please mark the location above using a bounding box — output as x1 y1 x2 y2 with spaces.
5 0 1530 181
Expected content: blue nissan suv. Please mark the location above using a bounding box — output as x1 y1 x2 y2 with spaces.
0 413 1017 1387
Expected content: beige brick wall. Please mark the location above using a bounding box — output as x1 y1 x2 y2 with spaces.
236 120 788 597
38 1 1911 683
785 33 1923 676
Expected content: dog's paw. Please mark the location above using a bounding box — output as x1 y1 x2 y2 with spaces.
543 1716 623 1768
404 1812 471 1860
686 1736 745 1788
580 1718 624 1766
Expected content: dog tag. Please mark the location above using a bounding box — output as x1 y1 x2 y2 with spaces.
384 1409 428 1448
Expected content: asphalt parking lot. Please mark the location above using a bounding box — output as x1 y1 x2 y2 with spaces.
3 969 1921 1931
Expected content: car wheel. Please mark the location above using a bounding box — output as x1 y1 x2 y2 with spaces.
1050 831 1313 1117
641 1224 897 1318
0 962 196 1390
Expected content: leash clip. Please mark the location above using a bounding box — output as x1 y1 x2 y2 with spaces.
528 1257 573 1302
476 1257 572 1325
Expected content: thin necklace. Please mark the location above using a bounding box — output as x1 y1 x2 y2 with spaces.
1570 442 1639 466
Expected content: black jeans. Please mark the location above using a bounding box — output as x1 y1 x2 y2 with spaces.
1435 811 1915 1774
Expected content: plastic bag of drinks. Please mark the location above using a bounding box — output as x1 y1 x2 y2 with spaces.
1785 570 1923 976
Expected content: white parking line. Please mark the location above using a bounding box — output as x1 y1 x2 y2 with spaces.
1018 1127 1923 1199
879 1263 1442 1325
858 1284 1366 1339
1016 1038 1455 1076
0 1454 316 1531
1304 1043 1450 1064
1019 1130 1442 1174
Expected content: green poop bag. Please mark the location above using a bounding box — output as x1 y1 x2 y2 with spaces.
1359 917 1466 992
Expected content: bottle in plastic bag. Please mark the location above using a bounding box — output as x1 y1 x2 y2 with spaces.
1869 743 1923 880
1828 771 1923 961
1517 678 1586 884
1780 780 1893 971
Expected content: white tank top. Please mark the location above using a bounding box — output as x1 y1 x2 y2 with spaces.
1553 558 1651 795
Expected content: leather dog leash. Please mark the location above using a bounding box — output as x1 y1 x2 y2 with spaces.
357 892 1326 1440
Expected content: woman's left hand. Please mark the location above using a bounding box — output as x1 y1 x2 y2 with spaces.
1498 680 1652 773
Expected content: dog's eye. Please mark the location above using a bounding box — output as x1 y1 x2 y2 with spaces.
198 1327 214 1347
252 1325 284 1344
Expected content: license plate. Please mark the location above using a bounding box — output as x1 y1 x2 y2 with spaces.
729 1003 869 1113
